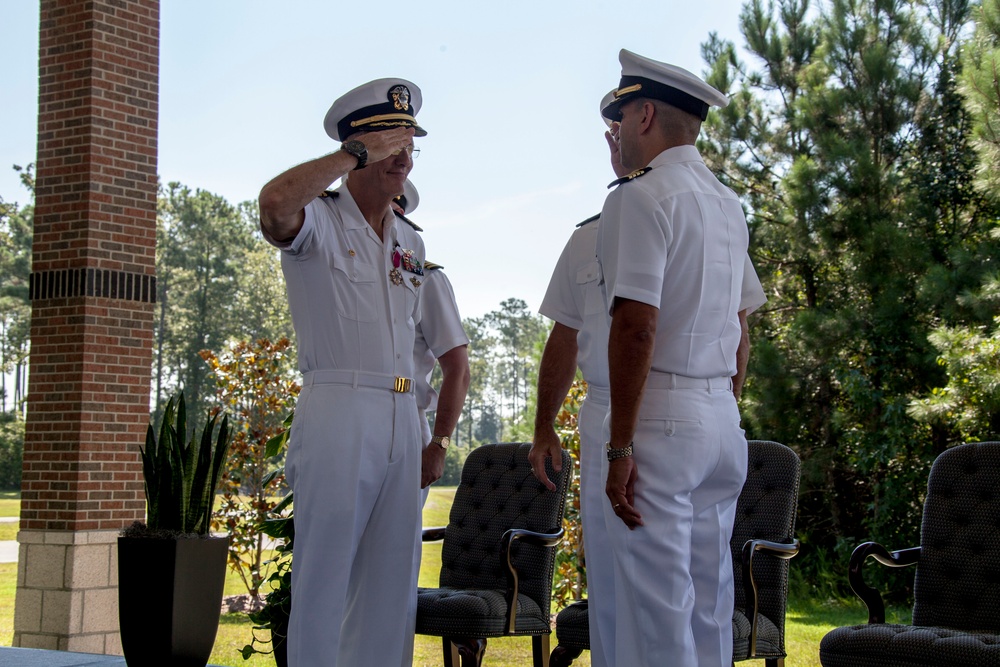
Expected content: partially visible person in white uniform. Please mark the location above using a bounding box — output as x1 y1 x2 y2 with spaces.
531 88 766 667
597 49 752 667
392 180 470 503
258 78 428 667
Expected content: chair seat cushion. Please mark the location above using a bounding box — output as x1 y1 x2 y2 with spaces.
732 608 782 660
554 601 590 648
820 624 1000 667
416 586 550 637
554 600 784 661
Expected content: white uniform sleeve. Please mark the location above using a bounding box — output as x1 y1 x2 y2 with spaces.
740 256 767 315
260 199 322 257
539 232 586 330
600 186 669 313
418 270 469 359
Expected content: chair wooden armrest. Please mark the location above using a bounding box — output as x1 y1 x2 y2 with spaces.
742 537 800 657
421 526 447 542
848 542 920 624
500 527 564 633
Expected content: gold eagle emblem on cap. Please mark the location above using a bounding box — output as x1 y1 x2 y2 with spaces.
390 85 410 111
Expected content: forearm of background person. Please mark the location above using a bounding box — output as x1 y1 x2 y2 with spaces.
733 309 749 401
529 323 580 490
421 345 470 488
433 344 471 441
258 127 415 240
607 298 657 450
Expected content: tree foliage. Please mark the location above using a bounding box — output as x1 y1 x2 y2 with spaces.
551 380 585 609
437 299 548 483
701 0 1000 586
0 165 33 415
154 184 293 421
202 338 299 598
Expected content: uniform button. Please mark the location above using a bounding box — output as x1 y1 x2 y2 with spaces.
397 354 401 359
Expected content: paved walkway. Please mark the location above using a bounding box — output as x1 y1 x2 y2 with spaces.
0 517 17 563
0 647 223 665
0 541 16 563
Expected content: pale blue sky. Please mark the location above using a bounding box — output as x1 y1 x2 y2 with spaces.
2 1 749 318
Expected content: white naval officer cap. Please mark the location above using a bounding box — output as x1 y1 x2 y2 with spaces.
394 178 419 214
324 77 427 142
600 89 616 128
601 48 728 122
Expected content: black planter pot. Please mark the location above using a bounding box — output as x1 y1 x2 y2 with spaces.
118 534 229 667
273 616 288 667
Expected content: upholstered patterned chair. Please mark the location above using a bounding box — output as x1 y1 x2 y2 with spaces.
417 442 572 667
819 441 1000 667
550 439 801 667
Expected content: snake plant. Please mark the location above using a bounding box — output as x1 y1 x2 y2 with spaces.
139 393 232 535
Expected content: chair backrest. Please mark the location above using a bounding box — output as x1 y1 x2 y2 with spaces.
439 443 572 619
731 440 801 639
912 441 1000 632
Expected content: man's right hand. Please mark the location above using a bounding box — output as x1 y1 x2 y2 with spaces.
605 122 628 178
354 127 416 165
528 427 563 492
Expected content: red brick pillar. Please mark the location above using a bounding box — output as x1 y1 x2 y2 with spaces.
13 0 159 654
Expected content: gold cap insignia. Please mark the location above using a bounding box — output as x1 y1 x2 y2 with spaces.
389 85 410 111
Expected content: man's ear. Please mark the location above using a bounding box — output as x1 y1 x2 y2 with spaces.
637 100 656 134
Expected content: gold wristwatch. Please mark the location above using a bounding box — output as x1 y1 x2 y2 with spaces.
430 435 450 450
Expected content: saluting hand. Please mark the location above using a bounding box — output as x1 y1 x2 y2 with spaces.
606 456 642 529
605 122 628 179
528 428 564 492
355 127 416 164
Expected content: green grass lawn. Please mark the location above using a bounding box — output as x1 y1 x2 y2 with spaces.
0 523 17 542
0 486 907 667
0 491 20 518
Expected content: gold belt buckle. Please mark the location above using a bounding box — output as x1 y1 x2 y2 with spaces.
393 376 412 393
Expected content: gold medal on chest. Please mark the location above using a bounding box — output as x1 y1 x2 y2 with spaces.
389 267 404 286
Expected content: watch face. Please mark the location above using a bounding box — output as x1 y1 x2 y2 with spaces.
343 140 365 156
342 140 367 169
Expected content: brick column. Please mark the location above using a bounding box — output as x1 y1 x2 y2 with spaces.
13 0 159 654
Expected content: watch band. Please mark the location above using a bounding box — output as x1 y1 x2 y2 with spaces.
430 435 450 450
606 441 634 461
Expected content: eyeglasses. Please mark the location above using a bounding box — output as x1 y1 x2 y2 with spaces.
391 144 420 158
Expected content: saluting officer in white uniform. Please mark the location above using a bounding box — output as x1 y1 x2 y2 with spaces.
259 78 428 667
531 89 766 667
597 50 752 666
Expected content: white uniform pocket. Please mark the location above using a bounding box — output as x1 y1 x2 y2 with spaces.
331 253 378 322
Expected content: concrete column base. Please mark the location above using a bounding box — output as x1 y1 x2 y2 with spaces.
13 530 122 655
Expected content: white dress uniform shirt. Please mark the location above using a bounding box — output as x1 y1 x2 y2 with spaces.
265 184 425 667
273 187 423 376
413 267 470 446
597 144 750 667
600 145 748 378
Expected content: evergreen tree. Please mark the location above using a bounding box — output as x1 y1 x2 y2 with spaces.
701 0 998 579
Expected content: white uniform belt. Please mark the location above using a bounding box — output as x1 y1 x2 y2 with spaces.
645 371 733 392
303 369 414 394
586 384 610 405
